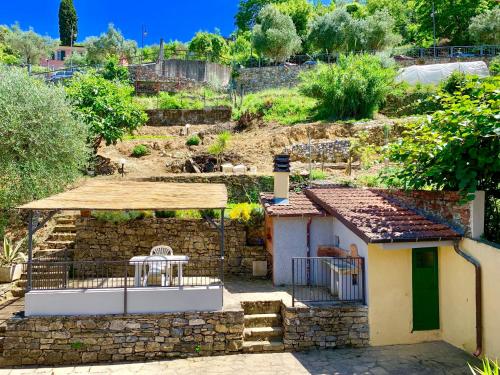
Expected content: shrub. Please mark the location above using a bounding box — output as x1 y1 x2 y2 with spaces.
100 56 130 83
186 135 201 146
233 89 317 125
299 55 396 120
0 66 89 237
66 72 147 153
92 210 153 223
490 56 500 76
440 71 470 95
131 144 150 157
208 131 232 168
155 211 176 218
381 82 440 117
158 92 184 110
229 203 263 225
310 169 327 180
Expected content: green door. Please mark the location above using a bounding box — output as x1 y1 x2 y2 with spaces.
412 247 439 331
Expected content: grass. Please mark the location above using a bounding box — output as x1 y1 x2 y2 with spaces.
133 88 231 111
233 88 317 125
123 134 173 141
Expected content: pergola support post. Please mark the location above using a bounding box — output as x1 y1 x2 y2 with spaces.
27 211 35 292
220 208 225 306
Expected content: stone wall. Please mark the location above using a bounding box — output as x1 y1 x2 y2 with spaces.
235 65 314 93
378 190 470 235
286 139 351 163
146 106 232 126
74 218 265 276
1 310 244 366
143 174 274 203
282 304 369 350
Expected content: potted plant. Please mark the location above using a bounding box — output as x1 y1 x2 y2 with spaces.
0 236 27 282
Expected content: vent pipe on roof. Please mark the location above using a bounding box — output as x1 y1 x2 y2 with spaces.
273 154 290 205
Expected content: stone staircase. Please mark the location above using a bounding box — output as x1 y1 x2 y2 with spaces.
241 300 284 353
11 214 77 297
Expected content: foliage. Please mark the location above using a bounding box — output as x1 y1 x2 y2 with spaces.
252 5 301 62
490 56 500 77
233 88 317 125
4 24 57 65
366 0 414 43
0 42 18 65
66 72 147 153
186 135 201 146
208 131 232 167
155 211 176 218
412 0 495 45
468 7 500 45
64 51 87 67
299 55 396 120
189 31 229 63
131 144 150 157
0 67 88 235
228 31 255 63
469 358 499 375
92 210 153 224
58 0 78 46
229 203 264 225
273 0 314 39
235 0 277 32
156 89 230 110
381 82 440 117
100 56 130 83
1 236 26 266
383 75 499 200
310 169 327 180
83 24 137 65
307 7 400 53
440 71 471 95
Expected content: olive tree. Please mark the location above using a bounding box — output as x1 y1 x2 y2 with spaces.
188 31 229 63
0 66 89 235
252 5 301 62
84 24 137 65
468 7 500 44
4 24 57 65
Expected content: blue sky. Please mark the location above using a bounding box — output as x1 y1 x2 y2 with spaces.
0 0 241 44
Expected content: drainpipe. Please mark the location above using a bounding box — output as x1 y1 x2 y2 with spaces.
453 241 482 357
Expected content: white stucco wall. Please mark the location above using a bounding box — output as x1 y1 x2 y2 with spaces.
25 286 223 316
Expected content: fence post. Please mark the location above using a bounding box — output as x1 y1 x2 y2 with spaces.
124 260 128 314
361 257 367 305
292 258 295 307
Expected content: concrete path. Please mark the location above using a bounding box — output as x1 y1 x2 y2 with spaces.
0 341 478 375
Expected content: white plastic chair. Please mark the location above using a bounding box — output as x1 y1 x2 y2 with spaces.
142 255 169 287
150 245 173 256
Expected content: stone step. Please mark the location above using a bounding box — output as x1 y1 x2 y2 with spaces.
11 287 25 298
53 225 76 233
241 300 281 315
242 339 284 353
43 240 74 249
48 233 76 241
244 313 281 328
243 326 283 341
55 217 77 225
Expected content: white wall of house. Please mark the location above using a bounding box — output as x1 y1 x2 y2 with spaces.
25 286 223 316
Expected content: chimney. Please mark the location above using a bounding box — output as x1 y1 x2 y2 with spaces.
469 190 485 239
273 154 290 205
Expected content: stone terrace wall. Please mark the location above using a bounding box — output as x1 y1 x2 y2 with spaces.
146 106 232 126
143 174 274 203
282 304 369 350
378 190 470 235
1 310 244 366
74 218 265 276
235 65 314 93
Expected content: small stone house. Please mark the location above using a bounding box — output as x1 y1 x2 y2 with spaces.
261 155 486 351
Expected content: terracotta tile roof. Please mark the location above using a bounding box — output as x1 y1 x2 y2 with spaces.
260 192 326 217
305 188 461 243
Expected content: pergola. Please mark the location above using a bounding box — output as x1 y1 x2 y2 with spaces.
19 180 228 292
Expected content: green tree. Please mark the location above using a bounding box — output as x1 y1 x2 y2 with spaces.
366 0 414 43
188 31 229 63
253 5 301 62
100 56 130 82
468 7 500 45
0 66 89 236
84 24 138 65
228 31 255 63
364 9 402 51
274 0 314 39
235 0 277 32
299 54 396 119
412 0 495 45
66 72 147 153
208 131 232 168
58 0 78 46
4 24 57 66
0 43 18 65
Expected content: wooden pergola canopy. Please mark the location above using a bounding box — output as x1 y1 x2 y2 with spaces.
18 181 228 211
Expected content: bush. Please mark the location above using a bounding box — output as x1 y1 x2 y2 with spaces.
310 169 327 180
299 55 396 120
131 144 150 157
490 56 500 76
229 203 263 225
92 210 153 223
158 92 184 110
155 211 176 218
0 66 89 237
208 131 232 167
440 71 470 95
234 89 317 125
381 82 440 117
186 135 201 146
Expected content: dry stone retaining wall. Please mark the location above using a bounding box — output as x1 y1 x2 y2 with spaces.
282 304 369 350
1 310 244 366
146 106 232 126
74 218 265 276
235 65 314 93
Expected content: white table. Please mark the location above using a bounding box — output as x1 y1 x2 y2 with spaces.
129 255 189 287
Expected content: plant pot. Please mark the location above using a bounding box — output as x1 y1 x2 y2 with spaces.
0 264 22 283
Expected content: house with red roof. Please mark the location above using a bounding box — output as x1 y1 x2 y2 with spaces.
261 154 488 353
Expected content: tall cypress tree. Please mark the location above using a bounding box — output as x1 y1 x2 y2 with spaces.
59 0 78 46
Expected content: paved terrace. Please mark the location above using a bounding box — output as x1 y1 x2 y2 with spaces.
1 342 478 374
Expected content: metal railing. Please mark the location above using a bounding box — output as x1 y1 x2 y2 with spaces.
292 256 365 306
24 257 223 291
